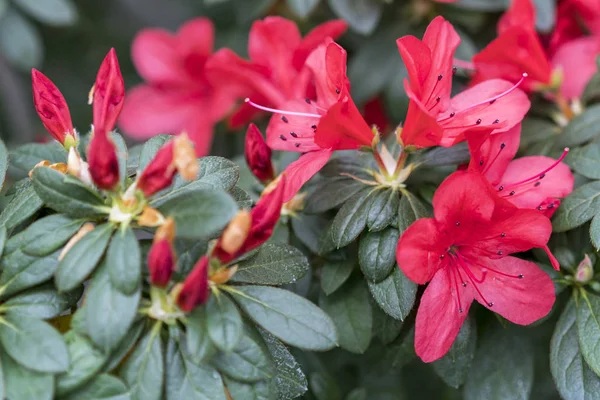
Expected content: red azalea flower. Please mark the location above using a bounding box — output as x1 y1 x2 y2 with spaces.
467 125 574 216
205 16 347 128
245 123 275 183
396 170 557 362
548 0 600 55
118 18 238 156
397 16 530 149
362 97 391 134
213 174 286 263
148 218 176 288
551 36 600 99
247 41 373 201
177 256 210 312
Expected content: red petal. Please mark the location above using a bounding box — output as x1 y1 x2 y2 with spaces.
306 41 348 109
245 124 274 183
280 149 332 203
414 268 473 362
137 140 176 197
552 36 600 100
314 97 373 150
176 18 214 61
177 256 210 312
498 0 536 34
265 99 321 152
131 29 182 85
87 128 120 190
476 256 555 324
93 49 125 132
400 91 443 148
148 239 175 287
292 20 347 70
31 69 74 144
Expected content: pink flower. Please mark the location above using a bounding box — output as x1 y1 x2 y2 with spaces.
552 37 600 100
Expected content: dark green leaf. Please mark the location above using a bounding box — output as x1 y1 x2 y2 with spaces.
0 180 43 230
577 291 600 375
569 141 600 179
421 143 470 167
557 104 600 147
157 189 238 239
398 191 428 233
206 293 243 352
304 178 365 214
286 0 319 18
321 259 354 296
0 226 6 260
31 167 108 217
227 285 338 351
56 331 106 396
432 316 476 388
309 372 342 400
464 328 534 400
553 181 600 232
20 214 83 257
107 226 141 294
120 325 164 400
371 302 403 344
224 376 277 400
3 286 81 319
0 138 7 191
85 263 140 353
0 250 59 297
231 186 254 209
138 135 171 171
55 223 114 292
235 0 277 23
103 321 145 373
520 118 561 147
366 189 399 232
329 188 374 249
327 0 382 35
454 0 508 11
13 0 77 26
186 309 217 364
320 280 372 354
291 213 330 254
0 315 68 373
231 243 309 285
591 214 600 251
359 228 399 283
61 374 130 400
368 268 416 320
9 141 66 174
1 349 53 400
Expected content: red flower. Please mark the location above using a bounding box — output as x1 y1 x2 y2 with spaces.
118 18 237 156
467 125 574 216
245 124 275 183
471 0 553 91
397 16 530 148
551 37 600 100
87 130 120 190
213 174 286 263
548 0 600 55
177 256 210 312
31 69 76 148
247 41 373 201
148 218 176 287
396 171 557 362
362 97 391 134
205 17 347 128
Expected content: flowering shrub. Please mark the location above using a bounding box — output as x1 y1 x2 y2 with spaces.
2 0 600 398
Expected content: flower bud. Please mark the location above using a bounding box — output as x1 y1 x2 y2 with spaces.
176 256 210 312
173 133 198 181
87 128 120 190
93 48 125 132
575 254 594 284
59 223 94 261
31 69 76 148
138 206 166 227
220 211 251 254
148 218 176 287
245 124 274 183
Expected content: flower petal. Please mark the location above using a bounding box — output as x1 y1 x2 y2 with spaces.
292 20 347 70
552 36 600 100
314 97 373 150
280 149 333 202
305 41 349 109
400 87 443 148
176 17 214 59
265 99 322 152
498 0 536 34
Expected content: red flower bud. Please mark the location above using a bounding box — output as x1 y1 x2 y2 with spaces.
148 218 176 287
177 256 210 312
87 128 120 190
245 124 274 183
213 174 286 263
31 69 76 147
93 48 125 132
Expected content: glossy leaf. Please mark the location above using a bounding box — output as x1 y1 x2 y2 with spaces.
56 331 106 396
0 180 43 230
553 181 600 232
557 105 600 147
231 243 309 285
206 293 243 352
107 226 141 294
120 325 164 400
368 267 416 320
321 259 354 296
358 228 399 282
329 188 374 249
19 214 83 257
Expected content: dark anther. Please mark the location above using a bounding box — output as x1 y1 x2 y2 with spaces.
493 119 500 124
509 191 515 196
455 221 460 226
295 143 301 148
540 173 546 179
279 135 287 141
335 89 341 94
501 232 506 237
436 96 441 102
452 66 457 74
498 185 504 191
462 282 467 287
476 119 482 124
459 308 463 313
497 250 503 255
479 159 484 166
281 116 289 123
290 132 298 138
537 205 543 210
534 182 541 187
305 98 311 104
488 302 494 307
440 254 445 259
450 112 455 117
500 143 506 149
548 203 555 209
311 124 317 130
518 274 524 279
438 74 443 81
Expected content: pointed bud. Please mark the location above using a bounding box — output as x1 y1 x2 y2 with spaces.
31 69 77 148
245 124 274 183
220 211 251 254
93 48 125 132
59 223 95 261
138 206 166 227
177 256 210 312
213 175 286 263
173 133 198 181
148 218 176 288
575 254 594 284
87 128 120 190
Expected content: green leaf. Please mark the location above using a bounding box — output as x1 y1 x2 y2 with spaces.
558 104 600 147
107 226 141 295
138 135 171 171
0 225 6 260
0 180 43 230
20 214 84 257
1 349 53 400
56 331 106 396
285 0 319 18
234 0 277 23
186 309 217 364
371 302 403 345
520 118 561 147
432 316 476 389
327 0 382 35
13 0 77 26
259 329 308 399
329 188 374 249
206 293 243 352
0 250 59 297
31 167 107 218
0 8 43 70
421 143 470 167
61 374 130 400
224 376 277 400
291 213 330 254
0 315 68 373
231 186 254 209
366 189 399 232
157 189 238 239
321 259 354 296
368 268 416 320
591 213 600 251
86 263 141 354
9 141 66 174
120 325 164 400
398 191 428 233
0 138 8 191
320 280 372 354
103 321 145 373
231 243 309 285
111 132 128 187
577 291 600 375
454 0 508 11
551 297 600 400
3 286 81 319
553 181 600 232
464 328 534 400
309 372 342 400
227 285 338 351
55 223 114 292
165 338 227 400
304 178 366 214
212 328 274 382
569 141 600 179
359 228 399 283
